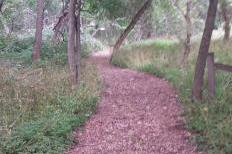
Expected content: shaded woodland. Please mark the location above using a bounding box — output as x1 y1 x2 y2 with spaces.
0 0 231 153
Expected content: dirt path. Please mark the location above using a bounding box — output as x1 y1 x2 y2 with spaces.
66 50 199 154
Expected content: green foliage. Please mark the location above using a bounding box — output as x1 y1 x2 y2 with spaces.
0 34 103 66
112 39 232 153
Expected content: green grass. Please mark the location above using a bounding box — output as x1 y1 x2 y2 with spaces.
112 39 232 154
0 36 101 153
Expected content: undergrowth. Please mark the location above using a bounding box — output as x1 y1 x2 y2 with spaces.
112 39 232 154
0 36 101 153
0 35 103 66
0 63 101 154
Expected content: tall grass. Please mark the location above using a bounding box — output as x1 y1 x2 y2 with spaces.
112 39 232 154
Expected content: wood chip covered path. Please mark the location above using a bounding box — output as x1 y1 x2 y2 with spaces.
66 50 200 154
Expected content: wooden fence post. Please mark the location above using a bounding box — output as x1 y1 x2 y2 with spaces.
207 53 215 97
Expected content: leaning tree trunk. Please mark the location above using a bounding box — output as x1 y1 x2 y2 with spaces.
192 0 218 101
67 0 77 85
181 0 192 65
32 0 45 61
110 0 152 61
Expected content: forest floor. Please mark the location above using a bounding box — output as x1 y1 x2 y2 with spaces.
66 49 201 154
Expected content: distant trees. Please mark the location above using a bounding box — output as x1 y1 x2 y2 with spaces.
32 0 45 61
192 0 218 101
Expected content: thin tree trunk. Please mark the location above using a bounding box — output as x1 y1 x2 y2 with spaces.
192 0 218 101
111 0 152 60
52 2 69 43
67 0 81 87
182 0 192 65
67 0 77 85
220 1 231 41
32 0 45 61
74 0 81 85
224 20 230 41
223 10 231 41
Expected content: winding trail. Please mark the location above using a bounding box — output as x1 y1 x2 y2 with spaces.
67 50 200 154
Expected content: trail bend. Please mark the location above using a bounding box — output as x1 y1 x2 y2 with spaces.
67 49 200 154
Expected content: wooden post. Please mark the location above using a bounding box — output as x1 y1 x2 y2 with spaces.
207 53 215 97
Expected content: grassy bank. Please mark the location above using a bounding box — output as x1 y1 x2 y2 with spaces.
0 37 101 153
112 39 232 154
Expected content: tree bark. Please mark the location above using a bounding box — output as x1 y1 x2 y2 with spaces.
192 0 218 101
111 0 152 60
32 0 45 61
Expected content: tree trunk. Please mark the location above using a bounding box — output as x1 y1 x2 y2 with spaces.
220 1 231 41
32 0 45 61
74 1 81 85
182 0 192 65
224 19 230 41
111 0 152 60
67 0 77 85
67 0 81 87
223 9 231 41
192 0 218 101
53 2 69 43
